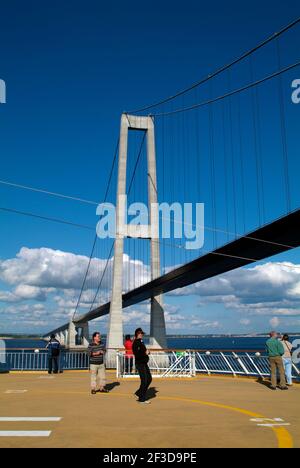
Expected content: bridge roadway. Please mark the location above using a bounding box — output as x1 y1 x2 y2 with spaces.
45 209 300 336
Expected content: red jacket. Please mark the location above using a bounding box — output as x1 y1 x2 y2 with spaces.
124 339 133 357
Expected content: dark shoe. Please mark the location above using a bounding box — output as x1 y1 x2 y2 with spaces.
270 386 277 391
135 390 141 397
99 388 109 393
91 390 97 395
279 387 288 391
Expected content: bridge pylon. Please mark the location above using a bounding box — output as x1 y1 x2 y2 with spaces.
106 114 167 366
65 320 89 349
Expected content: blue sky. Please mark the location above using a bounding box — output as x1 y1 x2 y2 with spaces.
0 0 300 335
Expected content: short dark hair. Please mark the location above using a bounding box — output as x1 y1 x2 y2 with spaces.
50 334 56 339
282 334 289 342
92 332 100 340
125 334 131 341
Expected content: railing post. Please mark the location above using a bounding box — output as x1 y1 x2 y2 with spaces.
196 352 211 375
116 352 120 379
192 351 196 376
21 349 24 372
221 352 236 377
246 353 263 378
233 353 250 375
292 362 300 378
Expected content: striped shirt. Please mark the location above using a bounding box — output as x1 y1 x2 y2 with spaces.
88 341 105 365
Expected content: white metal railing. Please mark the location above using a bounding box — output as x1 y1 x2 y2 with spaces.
0 351 89 371
195 351 300 379
1 349 299 380
116 351 196 378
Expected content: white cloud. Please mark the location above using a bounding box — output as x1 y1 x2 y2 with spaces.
172 261 300 320
240 318 251 326
14 284 47 301
270 317 280 329
1 246 300 334
190 319 220 329
0 247 150 292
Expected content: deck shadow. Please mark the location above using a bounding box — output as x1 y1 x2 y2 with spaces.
146 387 159 400
256 378 274 390
106 382 121 392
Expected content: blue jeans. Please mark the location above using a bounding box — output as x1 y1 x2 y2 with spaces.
283 357 293 385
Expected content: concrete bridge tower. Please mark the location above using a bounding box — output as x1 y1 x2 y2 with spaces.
106 114 167 365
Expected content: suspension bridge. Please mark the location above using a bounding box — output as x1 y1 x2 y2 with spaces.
43 18 300 359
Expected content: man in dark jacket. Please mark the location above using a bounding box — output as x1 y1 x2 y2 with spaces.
46 334 60 374
132 328 152 404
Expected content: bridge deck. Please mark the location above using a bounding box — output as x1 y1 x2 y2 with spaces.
0 371 299 448
46 208 300 335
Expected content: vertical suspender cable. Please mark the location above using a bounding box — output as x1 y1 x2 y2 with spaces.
276 36 291 214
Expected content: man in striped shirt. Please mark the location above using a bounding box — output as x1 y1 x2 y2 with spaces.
88 332 108 395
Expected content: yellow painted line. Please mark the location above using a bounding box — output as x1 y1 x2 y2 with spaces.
13 389 293 449
273 427 294 449
156 395 293 449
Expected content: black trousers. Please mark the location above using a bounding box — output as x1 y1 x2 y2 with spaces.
125 357 133 374
136 363 152 401
48 356 59 374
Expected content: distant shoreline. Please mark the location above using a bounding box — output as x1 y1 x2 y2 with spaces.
0 336 45 340
1 333 300 340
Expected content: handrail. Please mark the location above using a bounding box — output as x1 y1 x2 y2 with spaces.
0 347 267 352
2 349 299 379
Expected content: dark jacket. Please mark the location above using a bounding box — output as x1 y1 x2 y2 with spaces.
132 338 149 365
46 339 60 357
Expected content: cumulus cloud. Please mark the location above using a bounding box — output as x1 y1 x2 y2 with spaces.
190 319 220 329
171 261 300 320
1 246 300 333
0 247 150 292
0 247 106 289
270 317 280 329
240 318 251 326
13 285 48 301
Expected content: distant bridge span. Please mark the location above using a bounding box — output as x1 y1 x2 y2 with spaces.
44 208 300 337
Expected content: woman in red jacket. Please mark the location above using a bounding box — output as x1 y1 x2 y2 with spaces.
124 334 134 374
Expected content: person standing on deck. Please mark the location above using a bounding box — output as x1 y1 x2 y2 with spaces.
132 328 152 404
88 332 109 395
124 334 134 374
281 334 293 386
46 334 61 374
266 331 288 391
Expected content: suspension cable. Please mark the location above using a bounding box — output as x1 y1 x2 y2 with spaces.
128 17 300 114
0 206 94 231
0 180 99 206
72 138 119 321
149 61 300 117
87 132 147 312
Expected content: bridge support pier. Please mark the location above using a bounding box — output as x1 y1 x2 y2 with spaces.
106 114 167 367
79 322 90 347
58 331 65 346
67 321 77 348
65 321 89 348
